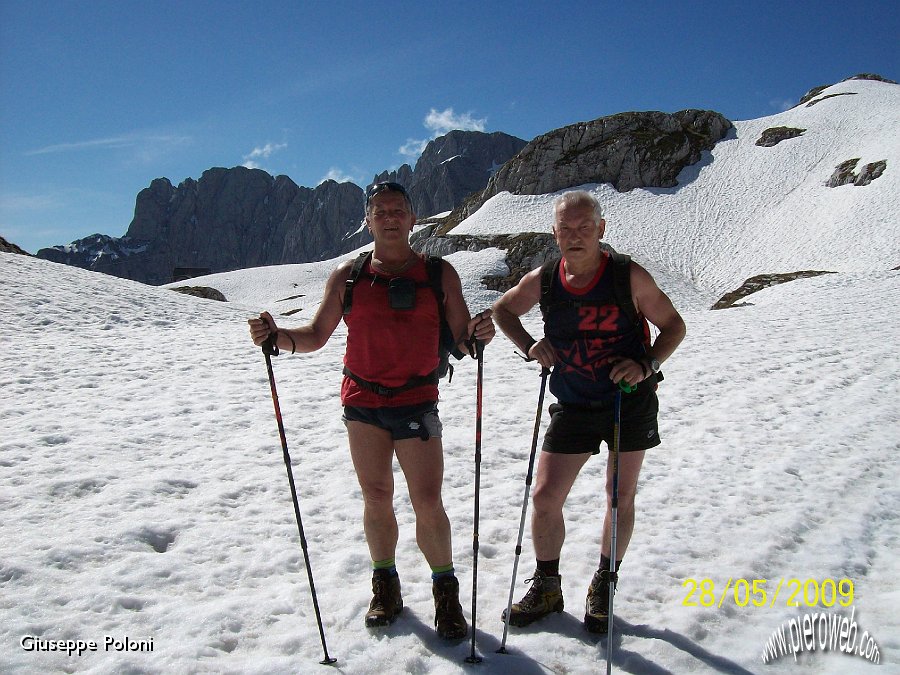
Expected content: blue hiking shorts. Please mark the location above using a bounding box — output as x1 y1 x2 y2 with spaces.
342 401 443 441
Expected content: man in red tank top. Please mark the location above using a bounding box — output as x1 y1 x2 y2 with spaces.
492 190 686 633
249 182 494 640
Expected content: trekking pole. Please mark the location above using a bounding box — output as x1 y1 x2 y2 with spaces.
261 334 337 666
498 366 551 654
465 339 485 664
605 386 625 675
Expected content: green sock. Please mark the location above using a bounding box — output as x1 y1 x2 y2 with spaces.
373 558 397 575
430 563 455 580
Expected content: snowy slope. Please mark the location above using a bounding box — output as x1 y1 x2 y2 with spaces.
454 79 900 295
2 78 899 674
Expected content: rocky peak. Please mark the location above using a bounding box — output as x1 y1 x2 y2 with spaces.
371 130 527 218
37 167 368 285
440 109 732 232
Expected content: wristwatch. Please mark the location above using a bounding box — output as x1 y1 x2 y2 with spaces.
647 357 661 374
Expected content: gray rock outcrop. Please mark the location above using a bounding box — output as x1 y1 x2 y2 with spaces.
756 127 806 147
438 109 732 232
410 231 558 292
826 158 888 187
0 236 32 255
170 286 228 302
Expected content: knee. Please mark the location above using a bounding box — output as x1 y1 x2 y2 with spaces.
605 480 638 508
410 487 444 517
532 483 565 516
359 480 394 508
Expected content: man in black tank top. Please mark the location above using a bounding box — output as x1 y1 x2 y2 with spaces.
493 190 686 633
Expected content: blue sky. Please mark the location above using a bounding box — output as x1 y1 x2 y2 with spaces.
1 0 897 254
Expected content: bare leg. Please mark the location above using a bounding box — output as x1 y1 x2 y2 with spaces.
346 421 399 561
601 450 645 559
531 451 592 560
395 436 452 567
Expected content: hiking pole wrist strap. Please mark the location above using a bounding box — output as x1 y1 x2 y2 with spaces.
280 330 297 354
515 337 537 362
639 358 650 379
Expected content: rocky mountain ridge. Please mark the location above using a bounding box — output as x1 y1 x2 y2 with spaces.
30 74 894 289
36 131 526 285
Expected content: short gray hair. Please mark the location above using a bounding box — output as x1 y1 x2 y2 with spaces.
554 190 603 223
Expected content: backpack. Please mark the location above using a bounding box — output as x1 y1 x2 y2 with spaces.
341 251 462 396
538 244 662 382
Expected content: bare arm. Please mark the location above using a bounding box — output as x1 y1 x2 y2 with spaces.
609 262 686 385
491 267 556 368
247 261 351 353
441 260 495 352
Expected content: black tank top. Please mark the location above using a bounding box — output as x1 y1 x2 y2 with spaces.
545 254 648 404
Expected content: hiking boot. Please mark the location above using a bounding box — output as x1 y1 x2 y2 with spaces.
501 570 564 627
365 569 403 627
584 568 615 633
432 575 468 640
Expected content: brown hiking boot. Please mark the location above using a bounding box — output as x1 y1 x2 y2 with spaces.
365 569 403 627
584 568 615 633
432 575 468 639
501 570 564 627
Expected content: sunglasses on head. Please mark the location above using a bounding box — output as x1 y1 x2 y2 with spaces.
365 181 411 208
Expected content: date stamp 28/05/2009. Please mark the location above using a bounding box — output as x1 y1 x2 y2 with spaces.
682 578 854 610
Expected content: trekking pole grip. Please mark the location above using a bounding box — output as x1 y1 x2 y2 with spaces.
261 322 279 357
262 337 278 357
618 380 636 393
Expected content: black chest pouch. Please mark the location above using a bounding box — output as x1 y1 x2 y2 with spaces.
388 277 417 310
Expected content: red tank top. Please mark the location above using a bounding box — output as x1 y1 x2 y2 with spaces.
341 256 441 406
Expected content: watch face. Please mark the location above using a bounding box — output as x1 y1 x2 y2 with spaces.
651 358 661 373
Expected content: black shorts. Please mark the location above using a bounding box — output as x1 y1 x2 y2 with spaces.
342 401 443 441
542 389 661 455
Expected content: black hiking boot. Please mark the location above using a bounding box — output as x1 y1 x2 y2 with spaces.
501 570 564 627
584 568 615 633
365 569 403 627
432 575 468 640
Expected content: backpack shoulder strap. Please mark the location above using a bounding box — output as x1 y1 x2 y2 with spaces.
343 251 372 315
426 255 469 363
424 255 444 311
605 246 638 326
539 258 561 319
425 254 450 337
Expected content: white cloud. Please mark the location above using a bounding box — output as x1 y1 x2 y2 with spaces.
245 143 287 160
0 192 62 211
26 134 191 156
399 138 430 158
242 143 288 169
399 107 487 159
424 108 486 135
319 168 357 184
769 97 796 112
